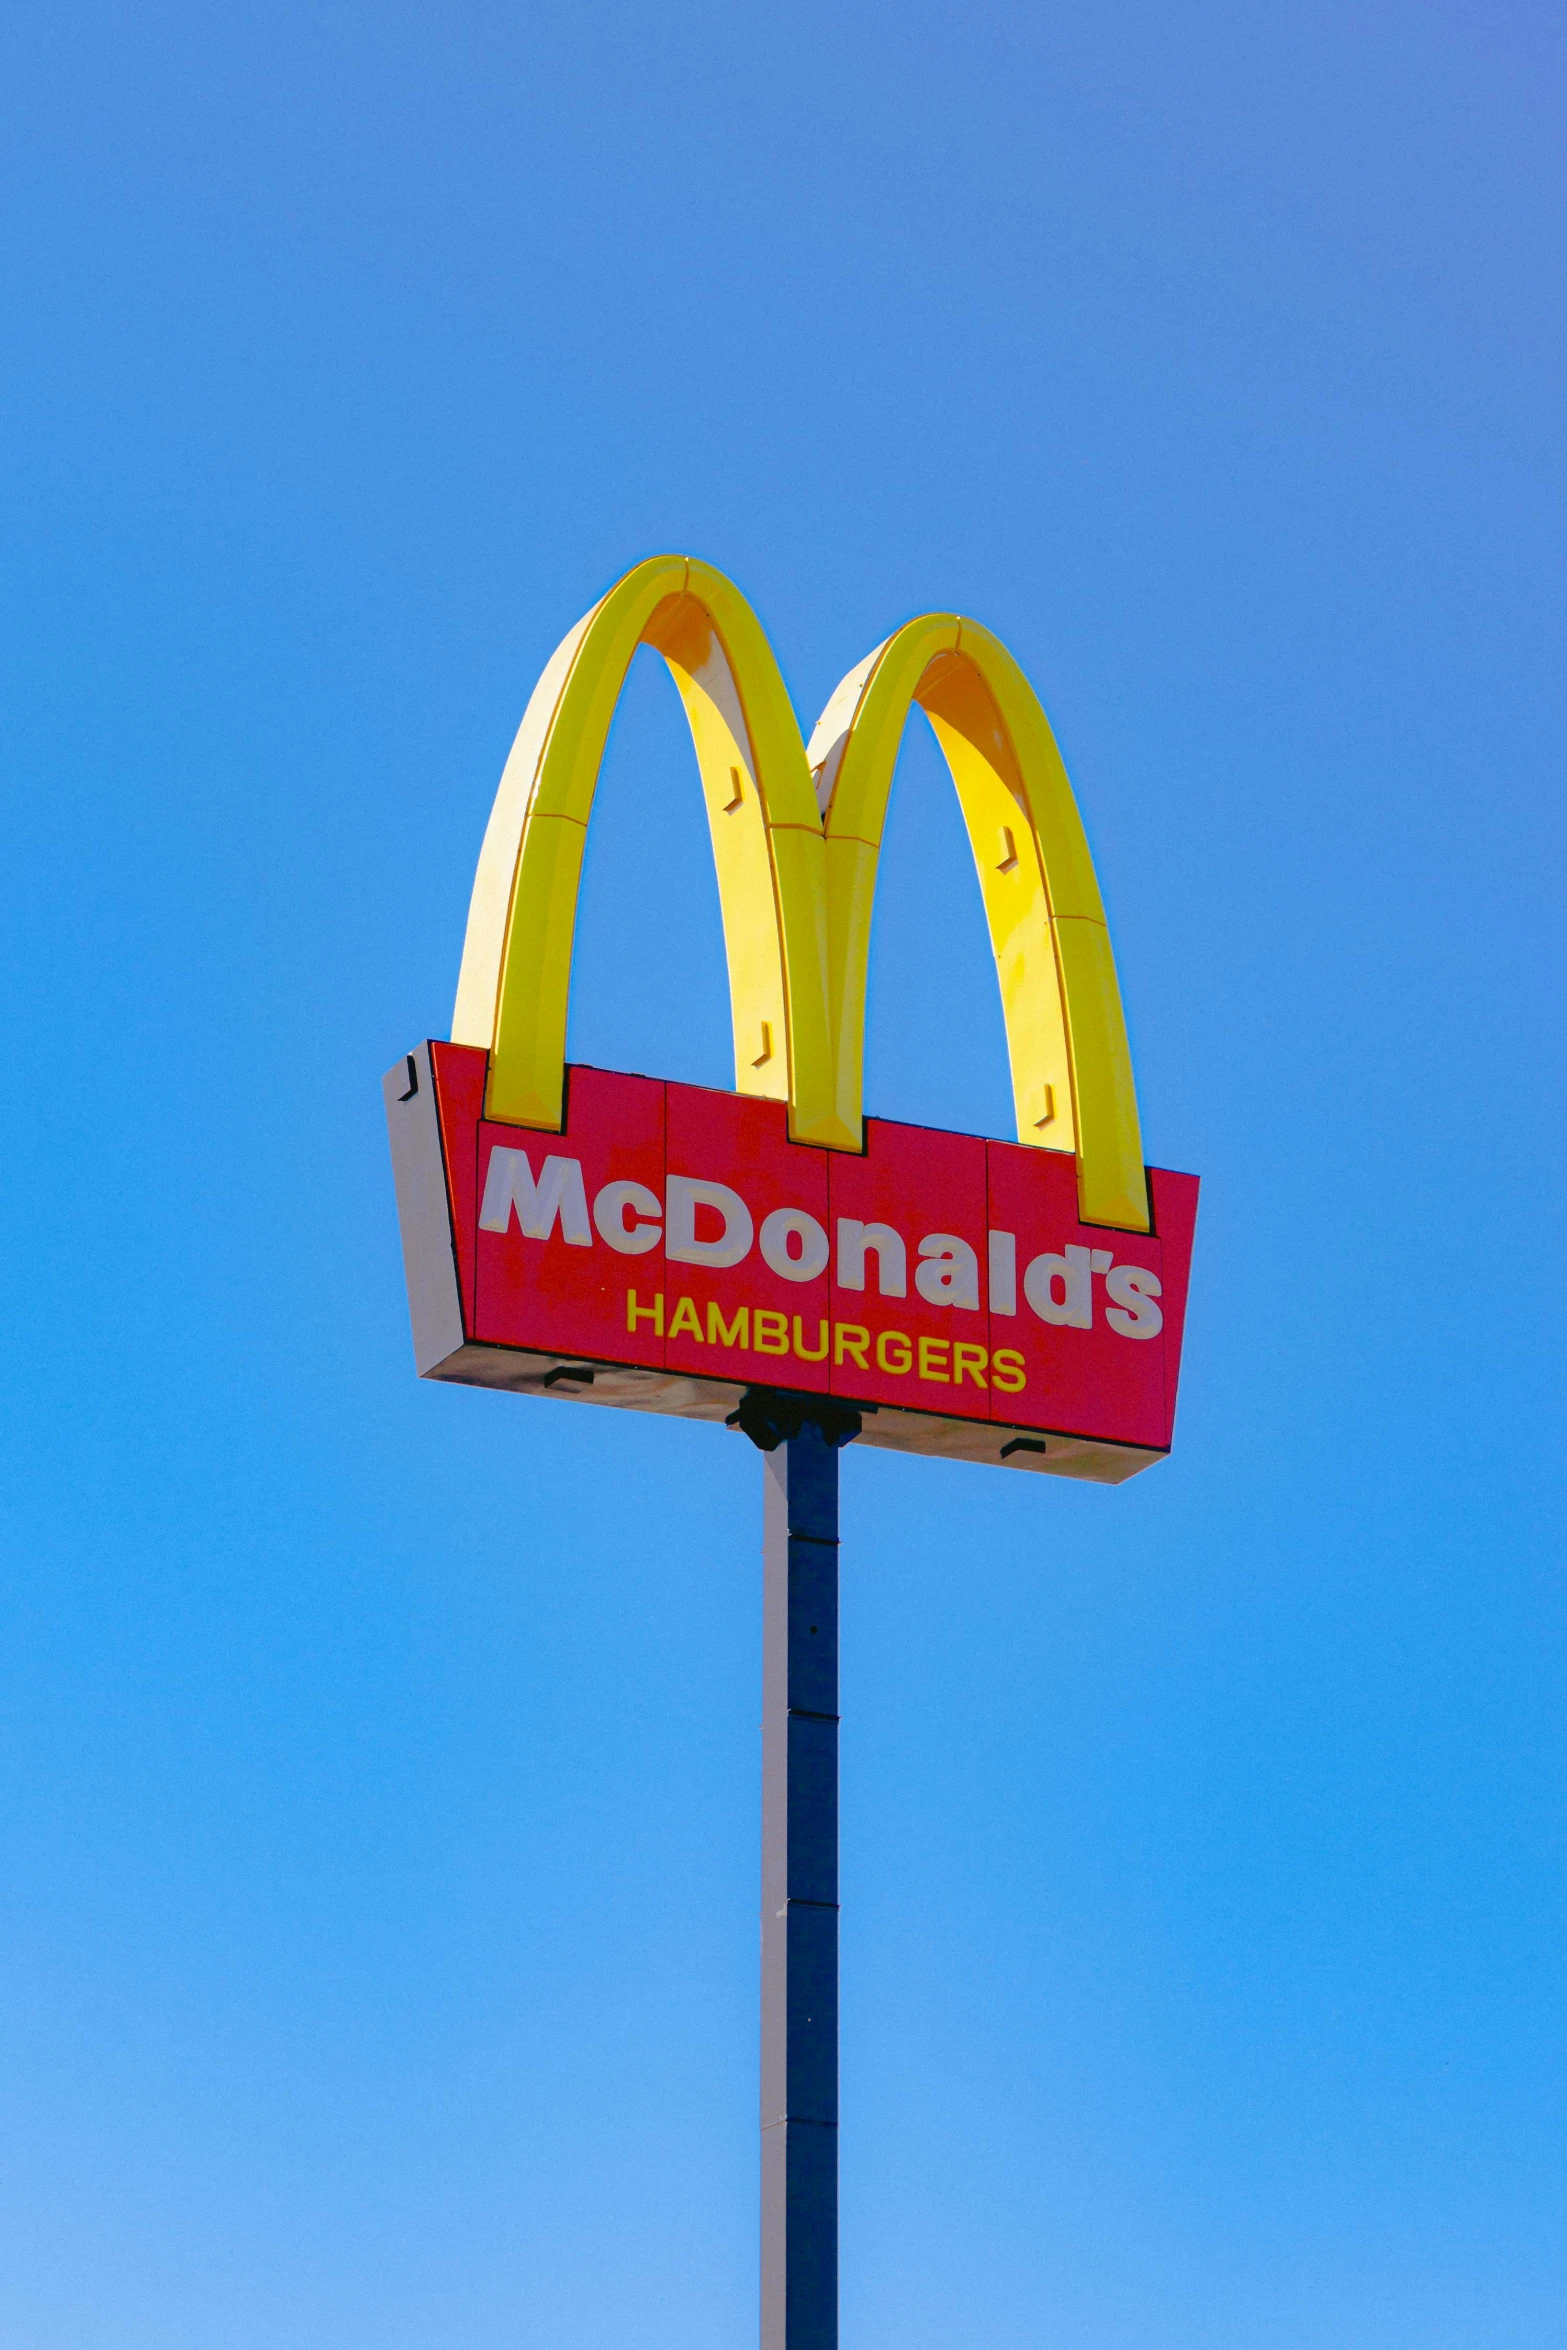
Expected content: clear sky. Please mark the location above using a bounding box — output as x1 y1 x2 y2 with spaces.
1 3 1562 2344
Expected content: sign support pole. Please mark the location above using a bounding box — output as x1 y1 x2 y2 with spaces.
734 1390 860 2350
762 1418 839 2350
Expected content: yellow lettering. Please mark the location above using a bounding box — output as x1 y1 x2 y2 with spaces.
991 1348 1026 1394
707 1302 749 1349
876 1330 912 1375
793 1316 829 1363
952 1342 989 1389
834 1322 870 1370
754 1309 789 1356
626 1288 664 1336
918 1336 951 1383
668 1295 703 1342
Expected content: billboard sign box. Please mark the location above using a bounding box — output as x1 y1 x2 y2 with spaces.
387 1040 1198 1484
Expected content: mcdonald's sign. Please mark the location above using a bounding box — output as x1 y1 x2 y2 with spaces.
386 558 1198 1481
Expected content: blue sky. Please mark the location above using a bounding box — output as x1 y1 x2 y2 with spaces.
1 2 1562 2343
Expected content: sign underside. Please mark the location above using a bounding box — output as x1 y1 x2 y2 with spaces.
386 1042 1198 1485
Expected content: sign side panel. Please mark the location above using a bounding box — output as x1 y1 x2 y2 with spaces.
474 1066 668 1368
663 1082 832 1395
1149 1167 1200 1447
985 1139 1167 1449
827 1117 990 1420
429 1040 489 1327
384 1043 467 1374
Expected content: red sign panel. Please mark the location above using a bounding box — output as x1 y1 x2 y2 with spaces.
386 1042 1199 1484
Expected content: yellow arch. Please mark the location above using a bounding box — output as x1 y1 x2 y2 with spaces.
453 559 1148 1230
452 556 845 1145
806 615 1149 1230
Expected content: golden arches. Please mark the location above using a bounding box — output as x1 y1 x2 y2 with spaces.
453 558 1150 1232
807 614 1148 1230
452 556 838 1142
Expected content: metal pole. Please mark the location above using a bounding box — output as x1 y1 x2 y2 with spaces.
730 1387 859 2350
762 1420 837 2350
